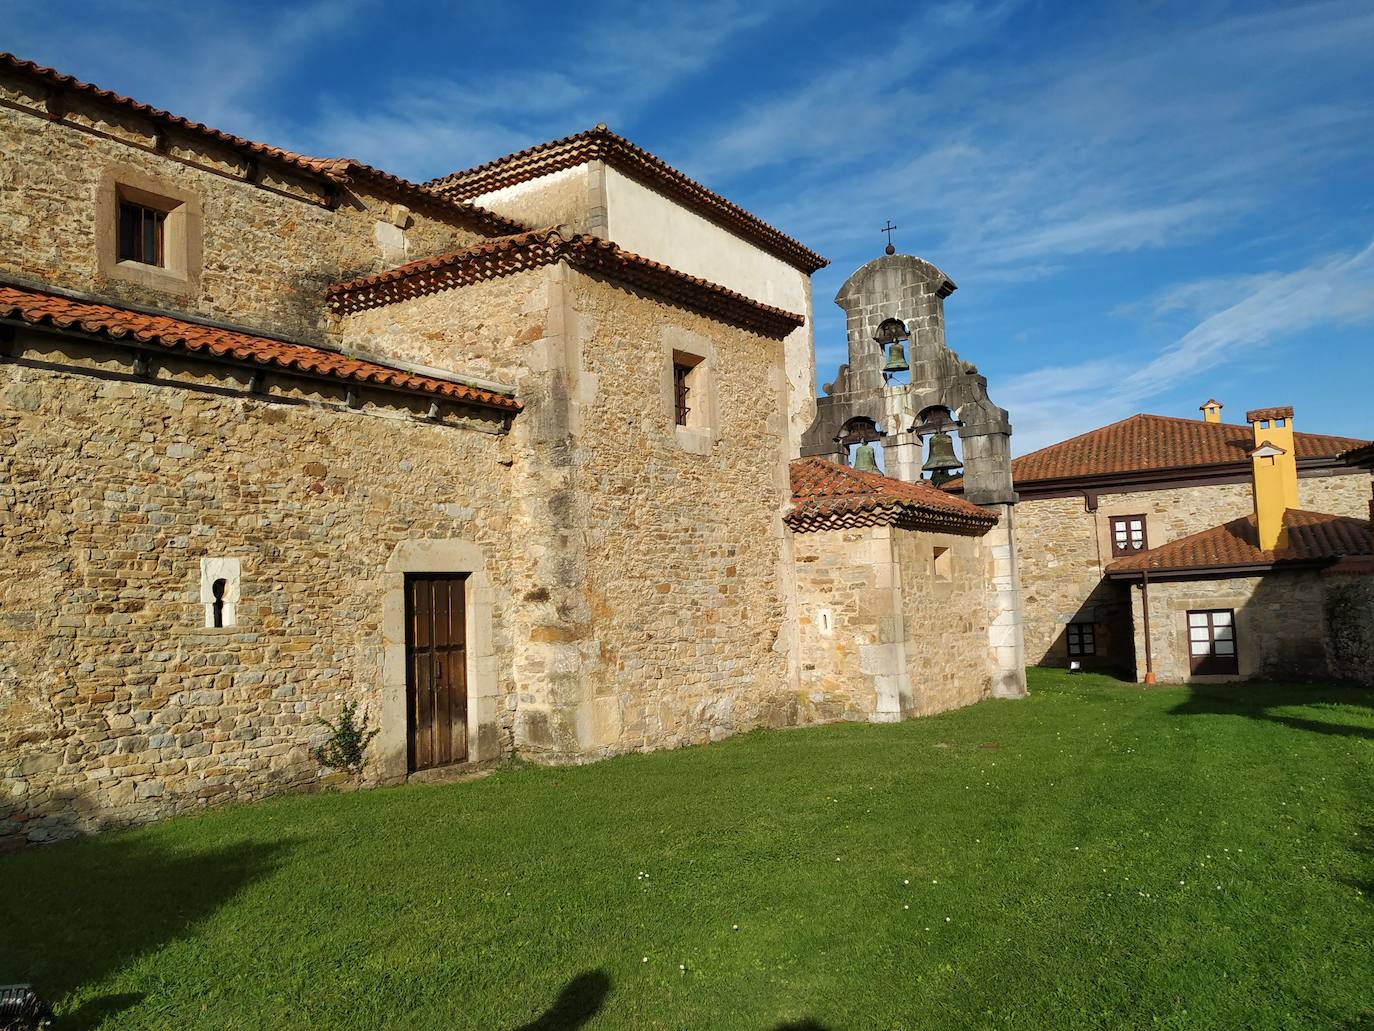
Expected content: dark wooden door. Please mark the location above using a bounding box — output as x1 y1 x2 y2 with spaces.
405 574 469 772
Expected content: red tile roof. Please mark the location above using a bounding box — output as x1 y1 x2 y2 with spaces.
787 458 998 535
1245 405 1294 423
426 125 829 274
0 284 520 413
1008 413 1367 485
327 227 806 339
1106 509 1373 575
0 52 524 238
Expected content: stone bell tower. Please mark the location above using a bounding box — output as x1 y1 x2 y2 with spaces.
799 250 1027 698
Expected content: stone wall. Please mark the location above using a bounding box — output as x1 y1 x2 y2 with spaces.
1016 470 1373 669
338 263 800 761
1126 567 1374 684
0 84 489 344
793 524 992 722
0 334 516 847
1321 571 1374 684
469 162 819 454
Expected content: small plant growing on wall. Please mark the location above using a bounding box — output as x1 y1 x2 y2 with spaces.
310 702 380 775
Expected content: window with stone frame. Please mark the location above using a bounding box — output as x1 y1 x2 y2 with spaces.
1066 622 1095 657
98 170 202 295
1109 515 1148 557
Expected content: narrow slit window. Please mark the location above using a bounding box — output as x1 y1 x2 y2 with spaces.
118 199 166 267
211 578 227 628
673 361 693 426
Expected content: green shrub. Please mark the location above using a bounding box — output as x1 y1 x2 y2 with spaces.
310 702 379 774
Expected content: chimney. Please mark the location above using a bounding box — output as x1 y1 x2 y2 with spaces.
1199 399 1223 423
1246 406 1298 551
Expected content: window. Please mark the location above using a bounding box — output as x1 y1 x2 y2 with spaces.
1187 609 1238 675
1067 622 1095 657
673 360 693 426
932 546 951 581
118 199 166 266
201 557 240 628
98 170 202 295
1110 515 1148 557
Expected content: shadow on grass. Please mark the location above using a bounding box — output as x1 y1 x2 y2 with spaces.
515 970 611 1031
0 832 294 1030
1168 681 1374 740
774 1021 833 1030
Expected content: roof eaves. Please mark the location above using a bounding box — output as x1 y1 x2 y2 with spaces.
0 284 521 414
326 227 806 339
427 125 830 274
0 52 525 239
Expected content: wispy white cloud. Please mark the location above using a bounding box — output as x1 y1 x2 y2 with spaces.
999 242 1374 452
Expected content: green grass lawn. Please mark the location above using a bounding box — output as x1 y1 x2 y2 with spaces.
4 669 1373 1030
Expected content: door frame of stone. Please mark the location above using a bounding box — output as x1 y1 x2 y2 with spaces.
379 540 497 783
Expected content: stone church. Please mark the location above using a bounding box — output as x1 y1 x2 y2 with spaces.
0 53 1026 846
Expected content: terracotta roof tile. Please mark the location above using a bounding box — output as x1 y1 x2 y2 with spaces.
1106 509 1374 575
0 52 524 238
426 125 829 274
1007 413 1367 485
787 458 998 535
1245 405 1294 423
0 285 520 413
327 227 806 339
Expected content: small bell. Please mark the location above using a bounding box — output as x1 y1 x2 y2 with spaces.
921 430 962 486
852 442 881 474
881 341 910 375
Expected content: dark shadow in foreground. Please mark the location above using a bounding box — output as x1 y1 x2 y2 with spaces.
515 970 611 1031
774 1020 834 1030
1168 681 1374 740
0 833 294 1031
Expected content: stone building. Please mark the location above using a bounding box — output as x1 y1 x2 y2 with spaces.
0 53 1015 846
990 401 1370 674
1103 408 1374 683
799 255 1027 700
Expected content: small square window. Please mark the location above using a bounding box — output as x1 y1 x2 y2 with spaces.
1067 622 1096 656
99 170 201 295
1109 515 1148 557
932 546 951 581
118 199 167 267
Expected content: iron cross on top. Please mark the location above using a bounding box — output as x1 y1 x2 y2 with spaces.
881 220 898 255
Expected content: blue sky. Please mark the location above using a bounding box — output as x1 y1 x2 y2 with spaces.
9 0 1373 452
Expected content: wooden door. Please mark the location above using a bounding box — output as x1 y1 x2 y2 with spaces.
405 574 469 772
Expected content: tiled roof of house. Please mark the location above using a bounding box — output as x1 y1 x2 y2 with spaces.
787 458 998 535
0 284 521 412
326 227 806 339
1105 509 1374 575
1009 413 1368 484
1245 405 1294 423
0 52 524 238
426 125 829 274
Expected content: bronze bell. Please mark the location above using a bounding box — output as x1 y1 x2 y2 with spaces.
852 442 881 473
922 430 961 486
881 341 910 375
